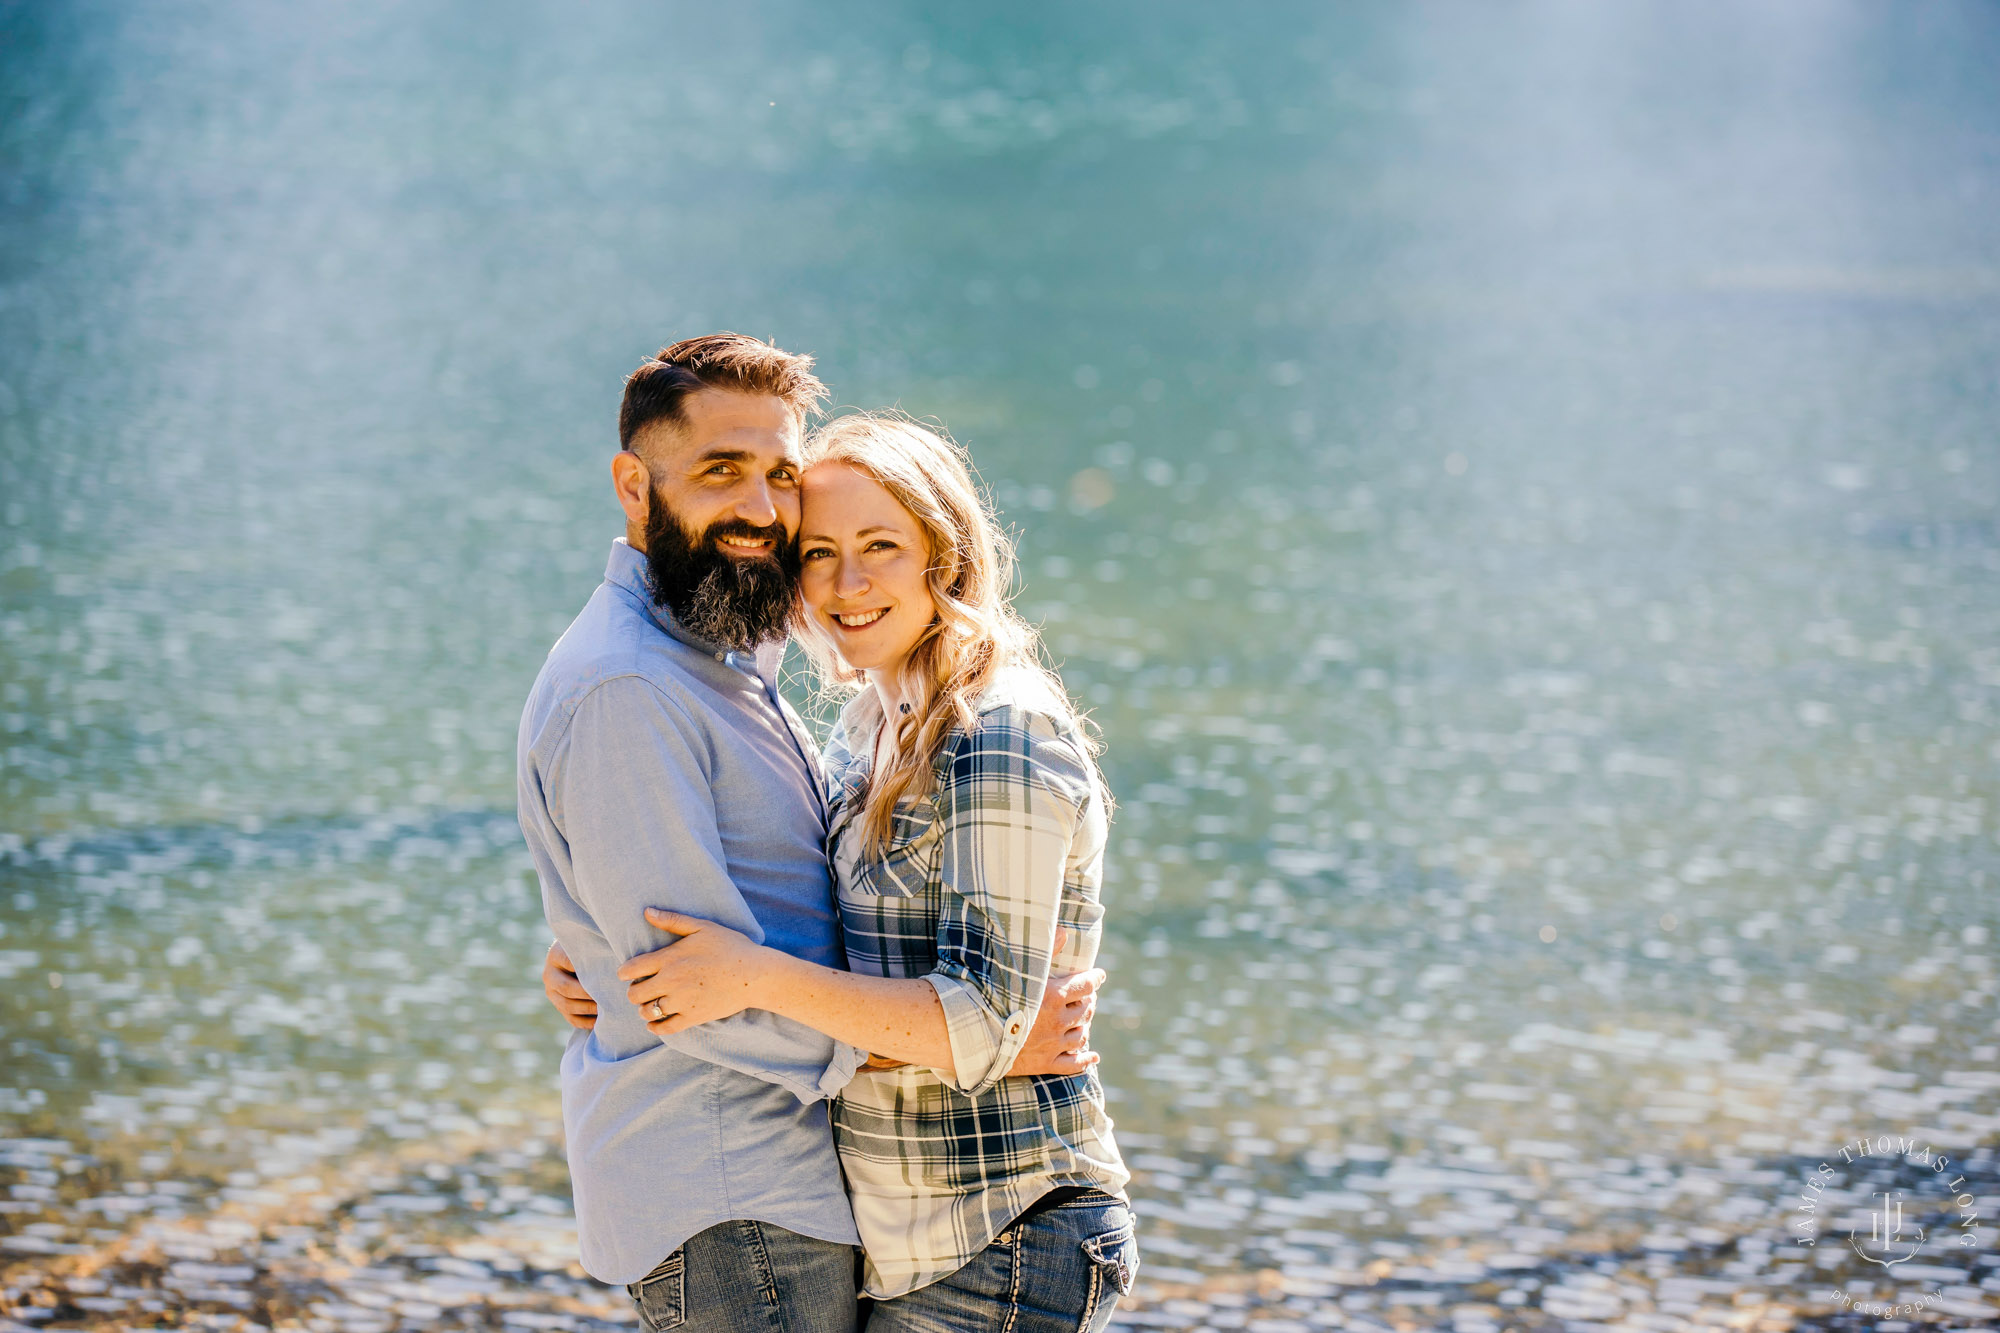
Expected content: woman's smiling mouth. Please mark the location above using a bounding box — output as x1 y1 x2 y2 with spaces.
832 609 888 628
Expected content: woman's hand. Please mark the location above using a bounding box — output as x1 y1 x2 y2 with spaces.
543 941 597 1030
619 909 771 1034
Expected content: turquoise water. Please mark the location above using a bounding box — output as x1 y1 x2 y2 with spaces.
4 3 1999 1327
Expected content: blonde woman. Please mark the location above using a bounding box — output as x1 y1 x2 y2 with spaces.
618 411 1136 1330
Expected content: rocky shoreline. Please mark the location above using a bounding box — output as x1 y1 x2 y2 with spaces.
5 1131 1996 1332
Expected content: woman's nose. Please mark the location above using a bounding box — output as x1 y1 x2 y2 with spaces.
833 558 868 598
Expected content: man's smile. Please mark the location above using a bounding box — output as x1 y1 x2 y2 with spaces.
715 533 775 555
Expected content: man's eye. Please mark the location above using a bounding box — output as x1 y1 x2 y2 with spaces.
771 468 798 485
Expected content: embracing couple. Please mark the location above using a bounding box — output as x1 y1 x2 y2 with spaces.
517 333 1136 1332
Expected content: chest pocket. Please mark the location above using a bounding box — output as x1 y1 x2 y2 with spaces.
845 798 943 900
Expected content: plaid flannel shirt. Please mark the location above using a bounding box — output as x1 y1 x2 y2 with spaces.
824 669 1130 1299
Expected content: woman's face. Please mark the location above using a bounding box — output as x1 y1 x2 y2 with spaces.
798 461 939 677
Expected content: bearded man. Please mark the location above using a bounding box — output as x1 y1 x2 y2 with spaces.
516 335 1097 1333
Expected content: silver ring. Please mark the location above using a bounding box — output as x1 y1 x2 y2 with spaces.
647 997 667 1023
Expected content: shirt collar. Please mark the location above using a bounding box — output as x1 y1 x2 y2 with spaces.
835 685 886 762
604 538 786 682
833 683 956 788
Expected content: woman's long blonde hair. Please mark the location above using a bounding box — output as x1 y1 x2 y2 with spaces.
795 410 1095 853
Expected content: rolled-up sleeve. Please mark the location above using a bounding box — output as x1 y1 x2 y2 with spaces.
548 676 863 1103
922 707 1091 1096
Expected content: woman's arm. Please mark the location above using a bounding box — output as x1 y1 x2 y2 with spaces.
922 708 1096 1096
622 909 959 1071
615 910 1103 1076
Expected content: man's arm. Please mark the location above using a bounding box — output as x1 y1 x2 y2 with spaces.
547 675 863 1102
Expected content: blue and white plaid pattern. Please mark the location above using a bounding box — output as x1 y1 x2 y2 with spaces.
824 671 1129 1299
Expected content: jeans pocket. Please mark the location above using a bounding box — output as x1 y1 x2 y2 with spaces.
625 1249 686 1331
1077 1220 1139 1330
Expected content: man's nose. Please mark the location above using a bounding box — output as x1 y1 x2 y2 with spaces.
734 478 779 528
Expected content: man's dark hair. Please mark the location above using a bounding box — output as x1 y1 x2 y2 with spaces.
618 333 828 451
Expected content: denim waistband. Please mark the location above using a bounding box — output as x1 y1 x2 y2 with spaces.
1011 1186 1110 1228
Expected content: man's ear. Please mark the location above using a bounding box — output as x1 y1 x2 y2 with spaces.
611 450 652 531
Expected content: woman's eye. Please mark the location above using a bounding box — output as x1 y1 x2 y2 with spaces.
867 539 897 552
801 547 831 561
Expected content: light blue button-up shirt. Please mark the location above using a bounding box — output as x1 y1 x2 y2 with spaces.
517 539 863 1285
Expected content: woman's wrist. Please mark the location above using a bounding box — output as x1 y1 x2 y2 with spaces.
757 941 805 1002
751 947 816 1022
737 950 953 1071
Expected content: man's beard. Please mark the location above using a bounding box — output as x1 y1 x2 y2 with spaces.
642 498 797 653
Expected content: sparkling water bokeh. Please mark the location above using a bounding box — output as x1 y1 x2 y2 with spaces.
4 3 1999 1328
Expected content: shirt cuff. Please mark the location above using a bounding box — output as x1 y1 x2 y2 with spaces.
816 1040 867 1100
925 972 1030 1095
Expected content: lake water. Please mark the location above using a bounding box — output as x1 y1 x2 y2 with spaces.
4 3 1999 1328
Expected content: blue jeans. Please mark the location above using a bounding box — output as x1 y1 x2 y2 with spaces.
865 1191 1139 1333
626 1219 860 1333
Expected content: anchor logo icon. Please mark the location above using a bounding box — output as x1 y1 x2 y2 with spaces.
1848 1190 1925 1267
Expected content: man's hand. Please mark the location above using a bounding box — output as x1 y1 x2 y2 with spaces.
543 940 597 1030
862 965 1102 1077
622 909 768 1035
1007 966 1104 1078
